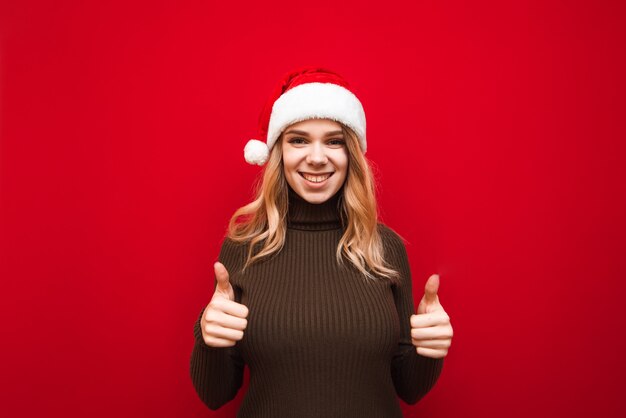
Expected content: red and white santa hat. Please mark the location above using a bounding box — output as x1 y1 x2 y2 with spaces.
243 66 367 165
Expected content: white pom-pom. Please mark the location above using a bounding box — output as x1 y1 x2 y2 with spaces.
244 139 269 166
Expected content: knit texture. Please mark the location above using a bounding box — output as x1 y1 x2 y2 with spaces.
190 185 444 417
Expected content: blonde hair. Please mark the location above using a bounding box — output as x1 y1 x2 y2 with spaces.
226 123 402 285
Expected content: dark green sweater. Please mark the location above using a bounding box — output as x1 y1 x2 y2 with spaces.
190 186 444 417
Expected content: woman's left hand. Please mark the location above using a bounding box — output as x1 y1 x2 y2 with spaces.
410 274 453 359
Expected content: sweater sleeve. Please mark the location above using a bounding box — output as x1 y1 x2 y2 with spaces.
380 224 445 405
189 237 247 410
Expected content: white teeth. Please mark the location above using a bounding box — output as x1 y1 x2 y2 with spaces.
301 173 331 183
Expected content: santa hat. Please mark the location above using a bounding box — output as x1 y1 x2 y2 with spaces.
244 67 367 166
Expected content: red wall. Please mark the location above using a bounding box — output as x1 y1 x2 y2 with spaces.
1 1 625 417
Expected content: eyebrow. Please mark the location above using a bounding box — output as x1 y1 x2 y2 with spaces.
283 129 344 137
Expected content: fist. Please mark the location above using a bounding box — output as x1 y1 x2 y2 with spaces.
410 274 453 359
201 262 249 348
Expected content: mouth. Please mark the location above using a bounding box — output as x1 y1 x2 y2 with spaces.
298 171 334 184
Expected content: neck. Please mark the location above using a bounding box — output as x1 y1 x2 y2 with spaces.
286 184 344 231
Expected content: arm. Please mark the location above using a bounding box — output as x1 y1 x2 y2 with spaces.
189 238 247 410
382 225 445 404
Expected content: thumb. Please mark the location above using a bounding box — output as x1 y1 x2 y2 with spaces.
213 262 232 294
424 274 440 304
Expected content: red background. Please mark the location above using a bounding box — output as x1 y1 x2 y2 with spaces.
1 1 625 417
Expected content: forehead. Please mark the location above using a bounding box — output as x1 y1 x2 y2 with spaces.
285 118 343 132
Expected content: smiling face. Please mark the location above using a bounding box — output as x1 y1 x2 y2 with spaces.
281 118 349 204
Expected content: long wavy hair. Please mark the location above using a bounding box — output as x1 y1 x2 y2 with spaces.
226 122 402 285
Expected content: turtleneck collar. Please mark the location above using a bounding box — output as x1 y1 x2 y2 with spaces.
286 184 344 231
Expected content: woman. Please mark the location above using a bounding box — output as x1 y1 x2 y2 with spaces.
190 67 453 417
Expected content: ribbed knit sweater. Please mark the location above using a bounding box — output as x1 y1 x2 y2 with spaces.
190 186 444 417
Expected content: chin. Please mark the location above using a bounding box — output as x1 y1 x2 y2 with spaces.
299 185 342 203
301 193 331 204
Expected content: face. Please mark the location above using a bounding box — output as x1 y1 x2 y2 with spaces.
281 118 349 204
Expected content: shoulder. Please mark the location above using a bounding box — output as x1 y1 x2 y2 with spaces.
376 222 411 268
376 222 412 288
218 235 250 274
377 222 409 251
220 235 247 252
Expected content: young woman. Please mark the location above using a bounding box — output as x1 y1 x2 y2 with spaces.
190 67 453 417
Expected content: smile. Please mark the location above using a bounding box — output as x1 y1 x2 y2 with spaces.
298 172 334 183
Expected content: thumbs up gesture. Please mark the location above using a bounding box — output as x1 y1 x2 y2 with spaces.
410 274 453 359
200 262 249 348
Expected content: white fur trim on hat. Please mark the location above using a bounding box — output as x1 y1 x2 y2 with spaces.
266 82 367 153
244 139 269 166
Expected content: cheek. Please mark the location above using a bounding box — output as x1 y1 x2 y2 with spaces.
333 160 348 184
282 155 297 173
282 149 302 165
330 149 348 166
336 153 349 174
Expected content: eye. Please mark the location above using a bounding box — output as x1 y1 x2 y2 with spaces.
287 137 345 146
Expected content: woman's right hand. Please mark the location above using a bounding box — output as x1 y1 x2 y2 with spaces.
200 262 249 347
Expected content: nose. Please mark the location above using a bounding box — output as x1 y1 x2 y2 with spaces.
306 142 328 165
